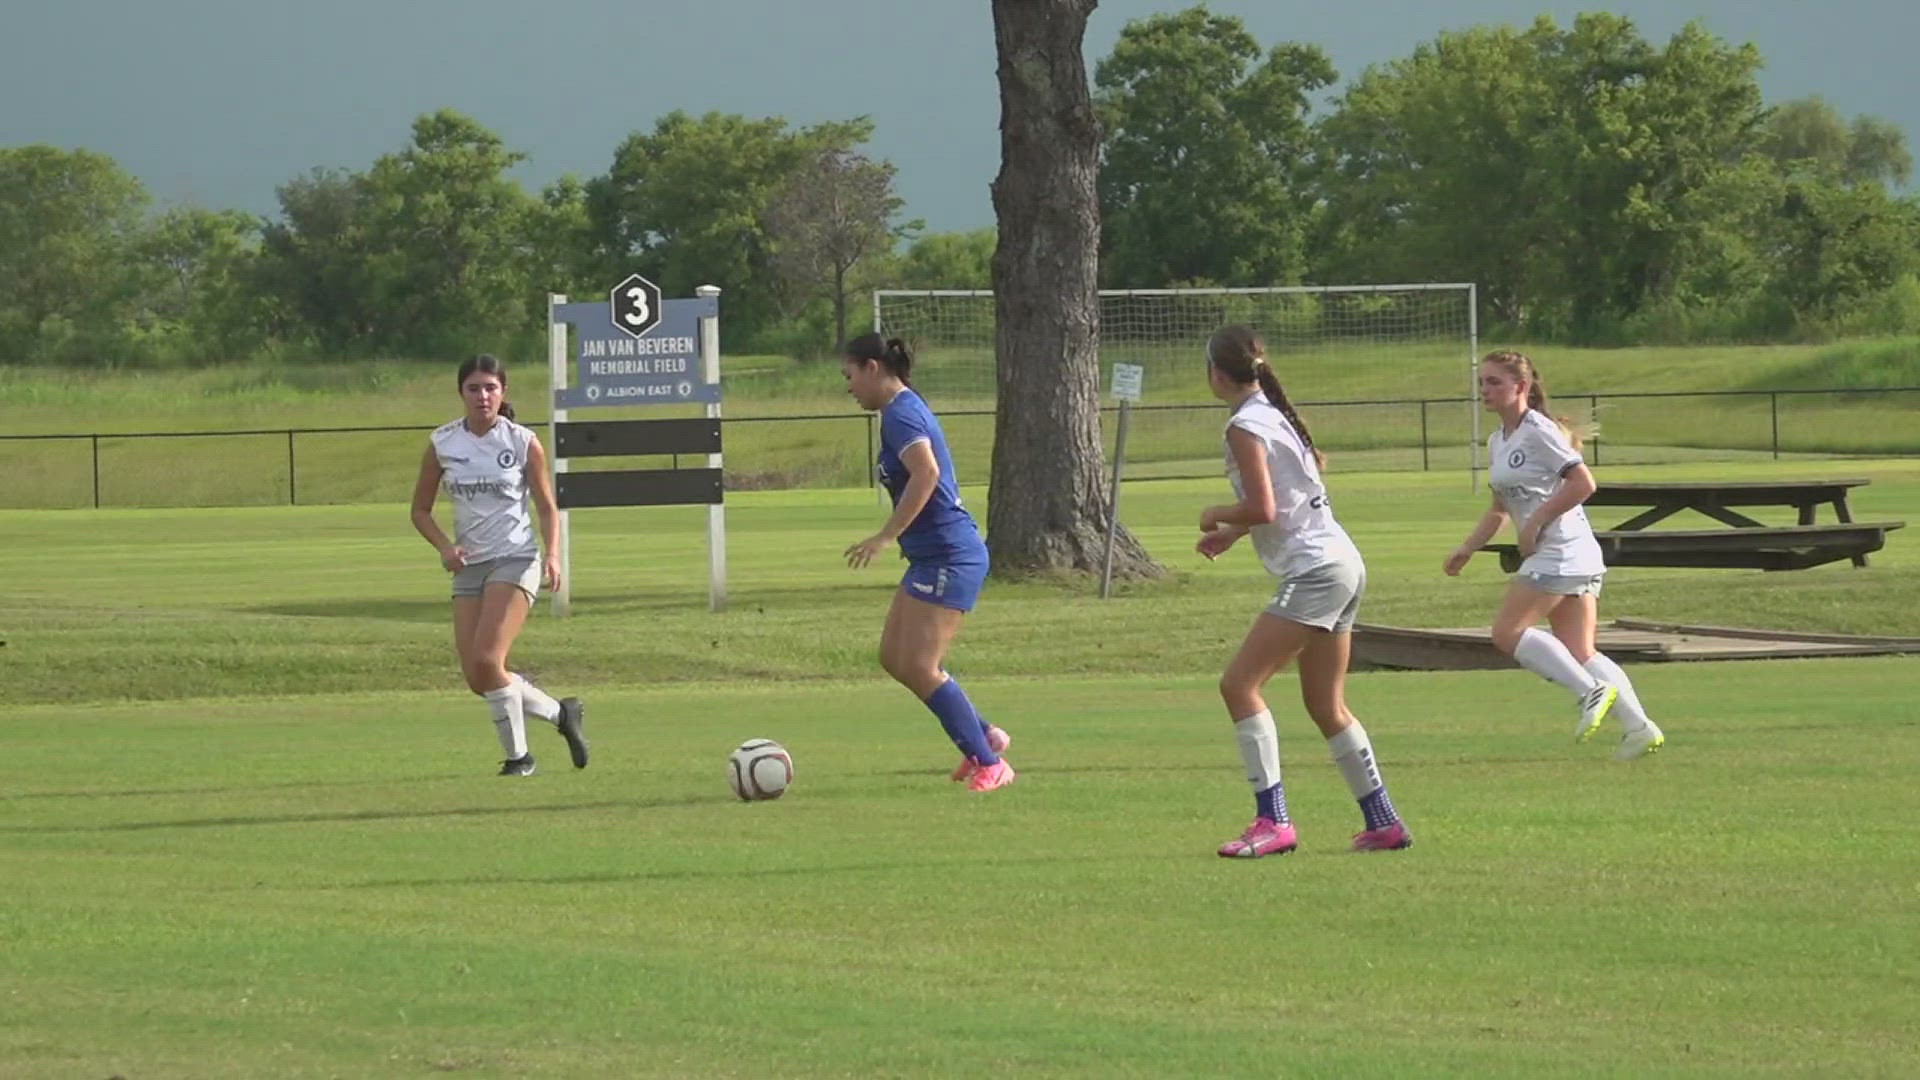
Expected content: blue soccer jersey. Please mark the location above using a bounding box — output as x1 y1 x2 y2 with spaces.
878 388 983 561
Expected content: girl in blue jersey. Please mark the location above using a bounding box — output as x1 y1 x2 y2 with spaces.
1198 326 1410 857
841 333 1013 792
410 355 587 777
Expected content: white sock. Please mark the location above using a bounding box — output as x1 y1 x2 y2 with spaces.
1232 710 1282 792
483 685 528 758
1584 654 1652 730
1513 628 1603 698
513 673 560 725
1325 721 1384 799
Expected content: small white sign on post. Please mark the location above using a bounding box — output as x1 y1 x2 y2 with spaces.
1101 362 1146 598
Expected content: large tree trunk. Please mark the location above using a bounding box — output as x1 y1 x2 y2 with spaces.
987 0 1158 578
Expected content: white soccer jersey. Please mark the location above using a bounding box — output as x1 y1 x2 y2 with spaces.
1224 395 1362 580
1487 410 1605 576
431 417 540 564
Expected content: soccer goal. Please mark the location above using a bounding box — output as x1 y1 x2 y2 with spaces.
873 284 1480 483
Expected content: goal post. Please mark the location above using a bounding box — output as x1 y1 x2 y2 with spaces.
873 284 1479 484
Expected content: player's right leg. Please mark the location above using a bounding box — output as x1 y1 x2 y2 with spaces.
1491 580 1614 741
465 579 535 776
1216 613 1310 858
1548 593 1663 760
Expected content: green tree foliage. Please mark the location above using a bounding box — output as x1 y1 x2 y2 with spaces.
133 207 267 360
763 146 914 349
585 112 878 347
1761 97 1912 187
0 146 149 362
1319 15 1770 337
892 229 996 289
1095 8 1333 287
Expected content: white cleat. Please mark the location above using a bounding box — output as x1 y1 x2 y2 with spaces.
1576 685 1618 743
1614 721 1665 761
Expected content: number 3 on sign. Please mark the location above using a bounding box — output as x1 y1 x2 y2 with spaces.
623 287 651 327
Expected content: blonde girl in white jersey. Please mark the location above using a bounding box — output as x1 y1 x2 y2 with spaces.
1444 350 1664 761
1197 326 1411 859
410 355 588 777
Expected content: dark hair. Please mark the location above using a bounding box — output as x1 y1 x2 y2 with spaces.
844 332 913 385
457 354 515 421
1207 325 1324 468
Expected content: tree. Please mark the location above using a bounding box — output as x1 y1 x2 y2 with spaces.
0 145 149 362
133 206 266 360
762 145 912 347
1095 8 1333 287
987 0 1157 578
358 109 540 355
1761 97 1912 187
585 112 874 347
257 167 378 352
893 228 997 289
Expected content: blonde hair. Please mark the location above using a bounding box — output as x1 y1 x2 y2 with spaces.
1208 325 1327 468
1480 350 1596 451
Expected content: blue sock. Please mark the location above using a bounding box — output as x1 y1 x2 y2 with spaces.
943 670 994 740
925 678 999 764
1360 786 1399 831
1256 783 1289 824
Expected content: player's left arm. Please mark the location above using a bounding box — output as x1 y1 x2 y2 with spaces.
847 439 939 568
1519 461 1597 554
525 435 563 589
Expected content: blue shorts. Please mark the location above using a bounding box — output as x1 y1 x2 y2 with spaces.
899 555 988 612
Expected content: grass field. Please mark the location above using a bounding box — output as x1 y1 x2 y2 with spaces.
4 461 1918 1076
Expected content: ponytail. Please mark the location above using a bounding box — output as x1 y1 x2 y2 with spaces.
498 401 517 422
1484 349 1590 452
1255 363 1326 470
844 332 914 386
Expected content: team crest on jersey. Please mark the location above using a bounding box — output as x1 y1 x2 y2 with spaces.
497 449 517 468
1508 449 1526 468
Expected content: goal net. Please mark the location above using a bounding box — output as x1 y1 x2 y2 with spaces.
873 285 1479 481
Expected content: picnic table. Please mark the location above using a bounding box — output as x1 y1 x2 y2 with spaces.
1483 478 1904 572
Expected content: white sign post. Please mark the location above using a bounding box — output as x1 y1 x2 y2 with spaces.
1100 362 1145 599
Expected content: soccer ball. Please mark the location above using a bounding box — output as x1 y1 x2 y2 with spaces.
728 739 793 801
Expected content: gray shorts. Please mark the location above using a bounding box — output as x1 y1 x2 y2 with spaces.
1515 571 1604 597
452 556 541 601
1265 559 1365 633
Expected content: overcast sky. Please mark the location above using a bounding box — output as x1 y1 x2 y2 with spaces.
3 1 1912 232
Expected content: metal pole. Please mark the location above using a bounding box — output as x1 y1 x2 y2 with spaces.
1590 395 1600 467
549 293 572 618
1771 393 1780 459
697 284 727 614
91 434 101 508
1099 400 1132 599
287 430 297 505
1419 401 1430 472
1467 283 1480 491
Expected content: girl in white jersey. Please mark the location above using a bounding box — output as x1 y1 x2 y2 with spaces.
1197 326 1411 858
1444 350 1665 761
410 355 588 777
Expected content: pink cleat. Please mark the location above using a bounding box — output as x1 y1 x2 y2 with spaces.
1351 821 1413 852
966 759 1016 792
951 726 1012 782
1218 817 1297 858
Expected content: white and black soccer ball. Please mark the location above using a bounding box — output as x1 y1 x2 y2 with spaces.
728 739 793 802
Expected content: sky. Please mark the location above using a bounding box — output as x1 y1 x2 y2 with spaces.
3 1 1914 233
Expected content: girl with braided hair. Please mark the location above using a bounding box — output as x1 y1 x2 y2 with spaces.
1197 325 1411 857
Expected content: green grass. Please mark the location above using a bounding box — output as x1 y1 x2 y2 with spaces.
3 462 1920 1075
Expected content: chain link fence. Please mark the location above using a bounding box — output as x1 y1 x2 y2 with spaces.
2 388 1915 510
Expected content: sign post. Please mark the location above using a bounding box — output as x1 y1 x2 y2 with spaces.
547 278 725 615
1100 362 1145 599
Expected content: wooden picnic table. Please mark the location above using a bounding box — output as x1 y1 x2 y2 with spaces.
1585 478 1871 532
1483 477 1903 572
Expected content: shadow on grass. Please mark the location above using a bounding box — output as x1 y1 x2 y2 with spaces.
248 597 450 623
0 794 729 834
0 773 475 802
248 582 876 621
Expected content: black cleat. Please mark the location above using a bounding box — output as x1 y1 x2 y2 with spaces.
557 697 589 769
498 754 536 777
